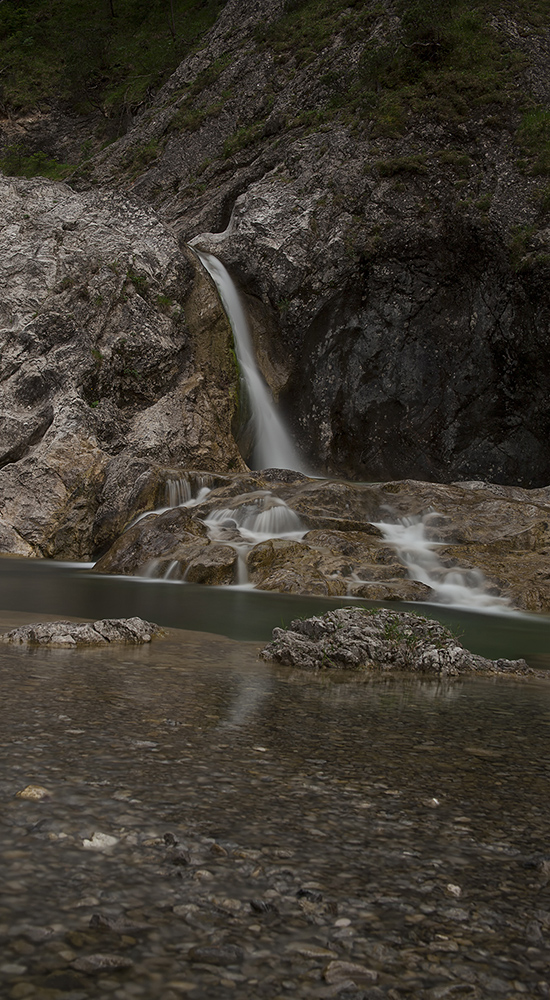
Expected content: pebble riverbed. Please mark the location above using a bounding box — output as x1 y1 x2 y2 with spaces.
1 613 549 1000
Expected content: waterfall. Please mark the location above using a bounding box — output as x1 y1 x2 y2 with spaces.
192 247 309 474
375 514 513 614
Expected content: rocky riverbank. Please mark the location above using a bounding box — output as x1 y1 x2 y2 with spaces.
92 471 550 614
1 621 550 1000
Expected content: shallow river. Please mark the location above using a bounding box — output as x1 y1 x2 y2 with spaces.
1 560 550 1000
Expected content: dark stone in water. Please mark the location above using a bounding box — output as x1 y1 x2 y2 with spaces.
250 898 278 913
0 617 164 647
188 943 245 965
260 608 533 677
297 888 323 903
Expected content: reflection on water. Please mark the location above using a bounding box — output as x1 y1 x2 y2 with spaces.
1 624 550 998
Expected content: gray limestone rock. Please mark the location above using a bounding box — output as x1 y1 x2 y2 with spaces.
0 617 164 647
260 607 532 677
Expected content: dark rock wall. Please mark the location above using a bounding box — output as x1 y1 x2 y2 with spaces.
286 226 550 487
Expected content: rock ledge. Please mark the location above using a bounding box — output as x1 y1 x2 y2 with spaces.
260 608 533 677
0 617 163 647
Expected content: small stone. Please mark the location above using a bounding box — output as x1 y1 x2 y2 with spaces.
187 944 244 965
296 888 323 903
445 884 462 898
1 964 27 975
168 847 190 866
71 953 134 973
10 984 35 999
250 899 277 914
15 785 51 801
286 943 337 959
324 960 378 984
82 832 119 851
193 869 214 880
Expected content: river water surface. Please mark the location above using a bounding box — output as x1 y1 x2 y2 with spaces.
1 560 550 999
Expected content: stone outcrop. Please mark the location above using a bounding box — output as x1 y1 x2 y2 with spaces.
0 617 163 646
93 471 550 613
84 0 550 488
0 175 245 560
260 608 533 677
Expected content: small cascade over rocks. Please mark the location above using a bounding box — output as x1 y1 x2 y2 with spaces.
375 514 513 614
126 474 212 533
205 494 304 541
94 474 549 614
203 492 306 589
191 246 310 475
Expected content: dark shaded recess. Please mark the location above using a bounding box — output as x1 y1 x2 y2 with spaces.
0 406 54 468
81 340 190 412
14 368 62 407
283 227 550 488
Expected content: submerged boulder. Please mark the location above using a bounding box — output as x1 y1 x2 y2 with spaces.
260 608 532 677
0 617 163 647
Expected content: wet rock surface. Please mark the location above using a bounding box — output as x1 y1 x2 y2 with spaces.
0 175 244 562
87 0 550 488
1 627 549 1000
260 608 534 677
94 471 550 613
0 616 163 647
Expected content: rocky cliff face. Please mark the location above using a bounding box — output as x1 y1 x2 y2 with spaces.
1 0 550 575
84 0 550 488
0 175 244 559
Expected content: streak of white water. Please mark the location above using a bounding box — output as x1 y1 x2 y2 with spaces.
375 514 513 614
127 484 212 532
192 248 309 474
204 494 306 588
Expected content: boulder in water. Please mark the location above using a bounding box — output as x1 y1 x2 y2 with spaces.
260 608 532 677
0 617 164 647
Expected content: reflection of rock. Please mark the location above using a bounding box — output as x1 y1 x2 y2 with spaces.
0 617 163 647
260 608 533 677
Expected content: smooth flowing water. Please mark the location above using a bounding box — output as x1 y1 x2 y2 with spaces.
375 515 512 615
192 248 308 474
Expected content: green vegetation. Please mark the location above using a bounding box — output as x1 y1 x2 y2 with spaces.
374 155 428 178
516 109 550 176
0 0 227 115
0 145 73 180
257 0 538 135
127 269 148 297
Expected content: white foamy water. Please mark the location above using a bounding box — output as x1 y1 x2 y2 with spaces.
192 248 309 474
126 479 212 532
375 514 513 614
204 493 305 588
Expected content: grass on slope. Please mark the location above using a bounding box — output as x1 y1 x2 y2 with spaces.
257 0 544 134
0 0 227 115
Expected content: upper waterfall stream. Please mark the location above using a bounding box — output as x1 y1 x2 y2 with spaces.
192 248 309 474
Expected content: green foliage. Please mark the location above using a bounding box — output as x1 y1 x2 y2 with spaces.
0 145 72 180
127 269 148 297
0 0 228 115
258 0 534 135
516 108 550 176
374 155 428 177
435 149 472 176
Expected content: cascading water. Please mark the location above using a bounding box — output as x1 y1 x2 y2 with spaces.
191 247 309 474
204 493 306 589
375 513 513 614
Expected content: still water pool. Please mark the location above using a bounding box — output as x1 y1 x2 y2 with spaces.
1 559 549 999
